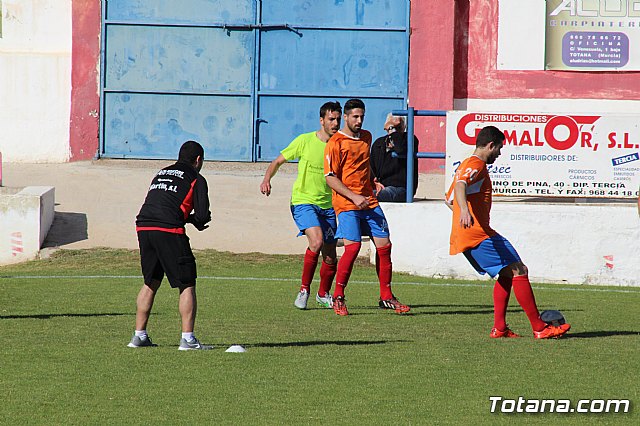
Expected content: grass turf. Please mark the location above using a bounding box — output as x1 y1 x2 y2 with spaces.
0 249 638 424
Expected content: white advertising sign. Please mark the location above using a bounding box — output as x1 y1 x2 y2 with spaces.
446 111 640 198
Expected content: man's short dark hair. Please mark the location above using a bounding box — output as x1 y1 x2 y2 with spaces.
476 126 505 148
320 101 342 118
178 140 204 164
344 98 365 114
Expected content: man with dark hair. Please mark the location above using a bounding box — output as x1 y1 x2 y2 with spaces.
128 140 212 350
260 101 342 309
370 113 419 202
324 99 410 316
446 126 571 339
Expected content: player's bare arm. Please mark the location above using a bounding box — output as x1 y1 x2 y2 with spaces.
260 154 287 196
444 199 453 211
454 181 473 228
325 174 370 209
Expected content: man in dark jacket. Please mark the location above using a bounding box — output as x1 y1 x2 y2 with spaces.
128 140 212 350
370 115 419 202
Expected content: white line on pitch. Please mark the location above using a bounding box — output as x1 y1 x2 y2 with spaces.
1 275 639 294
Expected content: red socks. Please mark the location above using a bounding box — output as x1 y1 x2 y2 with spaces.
333 242 361 299
300 248 319 292
512 275 547 332
318 260 337 296
375 243 393 300
493 276 512 331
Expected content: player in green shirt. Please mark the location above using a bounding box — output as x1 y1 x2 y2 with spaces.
260 102 342 309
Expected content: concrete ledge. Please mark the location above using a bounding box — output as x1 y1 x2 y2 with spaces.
374 200 640 286
0 186 55 265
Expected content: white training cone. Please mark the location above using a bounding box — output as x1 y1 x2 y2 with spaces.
225 345 246 353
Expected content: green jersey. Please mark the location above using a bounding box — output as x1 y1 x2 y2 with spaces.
280 131 333 209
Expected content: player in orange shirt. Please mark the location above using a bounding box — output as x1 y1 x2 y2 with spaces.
324 99 410 316
446 126 570 339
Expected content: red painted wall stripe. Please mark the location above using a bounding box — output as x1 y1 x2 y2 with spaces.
69 0 101 161
408 1 455 172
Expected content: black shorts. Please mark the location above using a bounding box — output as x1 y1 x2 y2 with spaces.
137 230 197 289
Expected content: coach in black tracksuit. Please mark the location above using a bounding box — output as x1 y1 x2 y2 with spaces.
128 140 212 351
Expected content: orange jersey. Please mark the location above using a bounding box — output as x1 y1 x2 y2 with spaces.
324 130 378 216
445 155 497 254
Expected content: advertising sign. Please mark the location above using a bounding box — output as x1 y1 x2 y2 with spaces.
446 111 640 199
546 0 640 70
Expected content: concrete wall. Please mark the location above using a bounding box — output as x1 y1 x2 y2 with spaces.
409 0 640 175
377 201 640 287
408 1 454 173
5 1 639 165
0 0 72 162
454 0 640 105
0 186 55 264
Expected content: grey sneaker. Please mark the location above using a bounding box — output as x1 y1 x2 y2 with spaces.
178 337 212 351
316 292 333 308
127 334 156 348
294 289 310 309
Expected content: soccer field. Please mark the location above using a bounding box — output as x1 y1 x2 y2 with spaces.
0 249 638 424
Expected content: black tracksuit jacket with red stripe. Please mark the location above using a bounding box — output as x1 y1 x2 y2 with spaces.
136 161 211 232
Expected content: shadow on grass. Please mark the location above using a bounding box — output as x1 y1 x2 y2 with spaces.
243 339 411 348
565 331 640 339
410 304 493 309
394 308 525 316
0 312 131 320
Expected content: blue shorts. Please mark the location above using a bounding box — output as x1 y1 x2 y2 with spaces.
290 204 337 244
463 234 521 279
336 206 390 242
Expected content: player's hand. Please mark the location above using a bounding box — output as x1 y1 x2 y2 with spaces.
260 181 272 196
193 223 209 231
351 194 370 210
459 210 474 228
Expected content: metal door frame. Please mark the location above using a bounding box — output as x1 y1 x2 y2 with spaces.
99 0 258 160
99 0 412 161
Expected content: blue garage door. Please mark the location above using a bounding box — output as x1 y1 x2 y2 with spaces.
100 0 409 161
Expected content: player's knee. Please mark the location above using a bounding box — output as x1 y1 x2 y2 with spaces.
323 254 337 265
178 283 196 293
308 240 323 253
145 279 162 291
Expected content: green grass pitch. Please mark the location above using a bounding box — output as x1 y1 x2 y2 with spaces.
0 249 638 424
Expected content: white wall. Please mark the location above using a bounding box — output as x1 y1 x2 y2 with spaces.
0 186 55 265
376 201 640 286
0 0 72 162
497 0 546 70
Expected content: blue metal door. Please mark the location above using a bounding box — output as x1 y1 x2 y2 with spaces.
101 0 256 160
256 0 410 160
100 1 409 161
